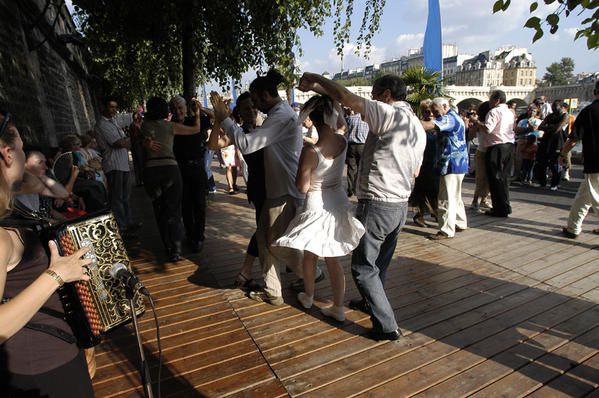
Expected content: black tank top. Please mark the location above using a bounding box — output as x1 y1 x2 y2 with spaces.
1 227 78 375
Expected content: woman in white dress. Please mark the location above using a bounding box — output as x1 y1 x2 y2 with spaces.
275 96 365 322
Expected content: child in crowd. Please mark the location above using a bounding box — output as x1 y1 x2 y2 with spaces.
520 134 538 184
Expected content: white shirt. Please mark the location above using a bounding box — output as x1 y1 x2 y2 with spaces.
95 113 133 173
359 99 426 202
221 101 303 200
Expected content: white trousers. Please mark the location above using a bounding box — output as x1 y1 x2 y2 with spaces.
438 173 468 237
567 173 599 235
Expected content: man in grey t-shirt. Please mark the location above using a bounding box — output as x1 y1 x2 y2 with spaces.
299 73 426 341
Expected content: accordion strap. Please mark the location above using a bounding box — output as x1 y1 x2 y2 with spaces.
1 297 76 344
24 323 77 344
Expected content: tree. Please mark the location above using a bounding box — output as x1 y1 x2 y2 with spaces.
543 57 575 86
400 66 442 114
72 0 386 107
492 0 599 50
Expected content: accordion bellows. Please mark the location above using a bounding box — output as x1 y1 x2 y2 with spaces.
46 212 145 347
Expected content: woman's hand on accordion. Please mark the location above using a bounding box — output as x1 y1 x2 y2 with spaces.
47 241 92 284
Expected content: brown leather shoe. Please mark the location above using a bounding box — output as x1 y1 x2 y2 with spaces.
428 232 450 240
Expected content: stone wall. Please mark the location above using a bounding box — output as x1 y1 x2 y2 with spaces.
0 0 96 147
534 82 596 106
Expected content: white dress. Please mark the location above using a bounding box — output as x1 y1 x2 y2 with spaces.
274 142 365 257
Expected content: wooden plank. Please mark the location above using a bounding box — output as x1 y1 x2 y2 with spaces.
414 301 599 397
472 324 599 397
296 285 566 397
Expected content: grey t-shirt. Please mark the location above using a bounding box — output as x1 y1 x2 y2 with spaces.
358 99 426 202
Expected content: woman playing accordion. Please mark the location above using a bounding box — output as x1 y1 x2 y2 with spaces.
0 110 94 398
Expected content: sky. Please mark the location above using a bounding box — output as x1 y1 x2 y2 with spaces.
293 0 598 80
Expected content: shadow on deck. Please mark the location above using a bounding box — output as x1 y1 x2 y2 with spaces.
92 167 599 397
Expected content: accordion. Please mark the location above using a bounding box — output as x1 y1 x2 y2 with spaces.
43 212 145 347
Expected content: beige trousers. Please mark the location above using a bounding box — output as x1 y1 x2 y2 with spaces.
567 173 599 235
473 150 490 203
438 173 468 237
256 196 304 297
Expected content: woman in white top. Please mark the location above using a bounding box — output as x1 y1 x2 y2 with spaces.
275 96 365 321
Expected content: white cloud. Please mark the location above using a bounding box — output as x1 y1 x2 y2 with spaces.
312 42 387 73
393 33 424 58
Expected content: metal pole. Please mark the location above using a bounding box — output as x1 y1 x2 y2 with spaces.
128 296 154 398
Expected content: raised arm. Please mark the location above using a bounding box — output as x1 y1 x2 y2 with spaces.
206 119 232 150
172 101 202 135
298 73 366 116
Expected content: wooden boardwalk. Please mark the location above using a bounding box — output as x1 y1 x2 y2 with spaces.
92 168 599 397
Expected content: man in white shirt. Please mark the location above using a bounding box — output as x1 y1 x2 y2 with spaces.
211 71 306 306
298 72 426 341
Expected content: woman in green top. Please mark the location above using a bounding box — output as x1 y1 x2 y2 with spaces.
141 96 202 262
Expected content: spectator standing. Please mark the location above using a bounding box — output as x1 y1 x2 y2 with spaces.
302 116 319 146
561 102 576 181
469 90 515 218
520 134 538 184
470 102 492 210
95 96 137 236
537 100 569 190
561 81 599 238
344 108 369 197
129 109 145 187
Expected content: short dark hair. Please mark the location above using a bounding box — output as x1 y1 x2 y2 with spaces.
101 95 118 108
490 90 507 104
249 69 286 97
372 75 407 101
145 97 169 120
237 92 252 105
477 101 491 120
552 99 564 108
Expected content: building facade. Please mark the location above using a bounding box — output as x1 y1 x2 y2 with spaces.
454 47 537 87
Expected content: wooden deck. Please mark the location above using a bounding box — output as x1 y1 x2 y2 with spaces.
92 168 599 397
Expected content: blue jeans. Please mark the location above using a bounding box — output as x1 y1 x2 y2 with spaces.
351 200 408 333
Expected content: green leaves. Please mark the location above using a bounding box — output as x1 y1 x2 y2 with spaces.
493 0 512 13
494 0 599 50
72 0 386 107
524 16 541 28
543 57 575 85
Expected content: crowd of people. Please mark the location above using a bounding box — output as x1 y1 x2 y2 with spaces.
0 66 597 396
